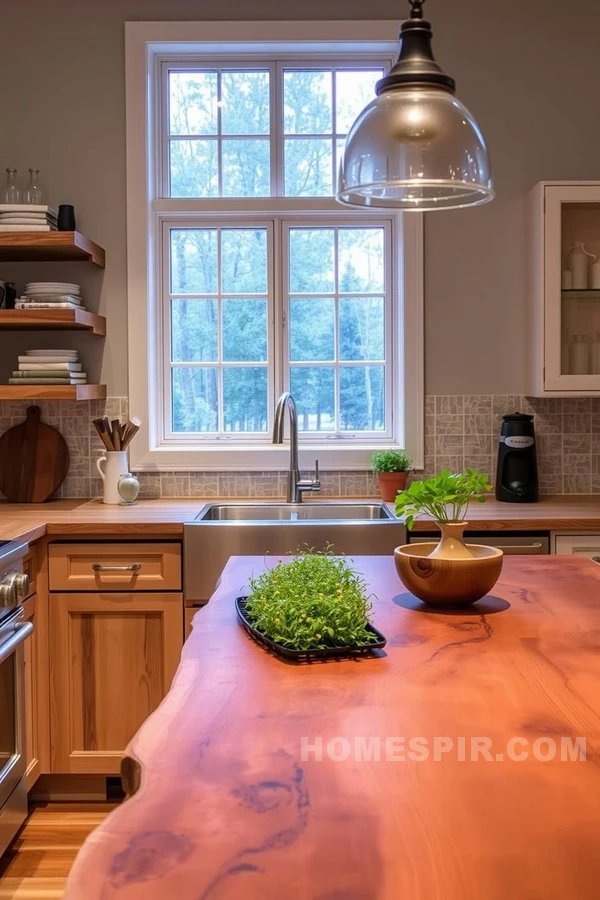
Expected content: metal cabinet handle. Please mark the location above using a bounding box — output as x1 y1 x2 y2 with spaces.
498 543 544 550
0 621 34 664
92 563 142 573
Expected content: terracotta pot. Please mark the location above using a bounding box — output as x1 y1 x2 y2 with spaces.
394 521 503 608
376 471 408 502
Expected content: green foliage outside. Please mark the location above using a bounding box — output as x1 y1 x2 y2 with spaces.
244 548 377 651
371 449 412 473
167 67 388 436
395 469 492 530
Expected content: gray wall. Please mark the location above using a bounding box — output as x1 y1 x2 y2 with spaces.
0 0 598 395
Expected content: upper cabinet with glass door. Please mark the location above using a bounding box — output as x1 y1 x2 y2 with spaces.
528 181 600 395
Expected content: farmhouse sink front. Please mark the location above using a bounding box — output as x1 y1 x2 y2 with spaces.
184 500 405 604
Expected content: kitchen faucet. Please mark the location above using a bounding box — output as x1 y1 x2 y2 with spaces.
273 392 320 503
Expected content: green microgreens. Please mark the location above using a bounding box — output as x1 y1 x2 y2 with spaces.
244 546 377 651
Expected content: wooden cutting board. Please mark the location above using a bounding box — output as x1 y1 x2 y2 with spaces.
0 405 70 502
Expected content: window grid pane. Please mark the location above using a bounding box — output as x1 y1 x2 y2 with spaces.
166 63 383 199
287 224 388 434
168 67 271 198
282 66 383 197
169 226 270 435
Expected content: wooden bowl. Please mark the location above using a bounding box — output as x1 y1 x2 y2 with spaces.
394 543 504 608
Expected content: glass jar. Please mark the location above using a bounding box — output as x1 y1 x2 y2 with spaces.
2 168 21 204
24 168 42 205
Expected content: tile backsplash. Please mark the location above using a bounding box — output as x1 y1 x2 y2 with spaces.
424 395 600 496
1 395 598 498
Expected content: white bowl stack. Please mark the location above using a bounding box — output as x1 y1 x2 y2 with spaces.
9 349 87 385
16 282 84 310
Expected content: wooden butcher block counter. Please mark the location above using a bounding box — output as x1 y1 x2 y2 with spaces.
1 494 600 541
64 555 600 900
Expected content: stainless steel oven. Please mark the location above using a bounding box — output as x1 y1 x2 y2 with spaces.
0 541 32 858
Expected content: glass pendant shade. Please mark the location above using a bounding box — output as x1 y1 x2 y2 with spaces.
337 0 494 211
338 88 493 210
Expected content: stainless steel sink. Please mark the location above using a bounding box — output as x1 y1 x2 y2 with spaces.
195 501 393 522
184 500 405 604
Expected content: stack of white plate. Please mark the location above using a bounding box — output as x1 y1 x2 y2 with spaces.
16 282 84 311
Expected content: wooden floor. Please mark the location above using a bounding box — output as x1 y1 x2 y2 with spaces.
0 803 117 899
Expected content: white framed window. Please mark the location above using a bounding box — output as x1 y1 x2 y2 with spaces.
126 21 424 472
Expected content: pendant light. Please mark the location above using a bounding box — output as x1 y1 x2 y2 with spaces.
337 0 494 211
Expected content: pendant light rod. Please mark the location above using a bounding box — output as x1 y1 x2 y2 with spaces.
376 0 455 94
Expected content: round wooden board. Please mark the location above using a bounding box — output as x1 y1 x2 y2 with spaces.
0 405 70 502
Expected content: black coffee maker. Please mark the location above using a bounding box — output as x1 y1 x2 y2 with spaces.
495 412 539 502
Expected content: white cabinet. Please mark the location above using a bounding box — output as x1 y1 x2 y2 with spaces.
554 533 600 562
528 181 600 395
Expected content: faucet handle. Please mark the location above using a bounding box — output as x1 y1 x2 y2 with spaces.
314 458 320 487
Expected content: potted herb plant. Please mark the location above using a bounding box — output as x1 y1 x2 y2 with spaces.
371 449 412 501
393 469 503 608
238 547 385 658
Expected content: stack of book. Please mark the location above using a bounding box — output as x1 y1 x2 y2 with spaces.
9 350 87 385
0 204 57 231
16 282 84 310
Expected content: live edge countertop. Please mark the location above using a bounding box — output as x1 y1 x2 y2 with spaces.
63 555 600 899
2 495 600 543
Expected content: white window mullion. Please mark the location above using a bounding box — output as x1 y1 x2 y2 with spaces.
270 220 282 426
216 71 223 198
159 61 170 199
270 62 280 197
331 67 338 197
333 226 341 432
385 220 395 440
279 217 290 399
216 226 224 433
162 222 173 441
275 62 285 197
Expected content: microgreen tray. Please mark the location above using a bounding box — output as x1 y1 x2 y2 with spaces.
235 596 387 661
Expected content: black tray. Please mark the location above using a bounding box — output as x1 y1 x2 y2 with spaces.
235 596 387 662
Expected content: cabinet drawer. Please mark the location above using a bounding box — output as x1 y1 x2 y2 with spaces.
554 534 600 561
49 542 182 592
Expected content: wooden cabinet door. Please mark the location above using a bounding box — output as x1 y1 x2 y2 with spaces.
22 595 40 789
49 592 183 774
49 542 182 592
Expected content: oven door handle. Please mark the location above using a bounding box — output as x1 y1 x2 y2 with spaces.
0 621 33 664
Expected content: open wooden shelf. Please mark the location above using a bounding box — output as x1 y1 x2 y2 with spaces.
0 231 105 267
0 308 106 335
0 384 106 401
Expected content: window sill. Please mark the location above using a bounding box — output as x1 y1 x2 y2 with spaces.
130 442 416 473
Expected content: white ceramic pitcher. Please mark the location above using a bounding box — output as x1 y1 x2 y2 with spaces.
96 451 129 504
